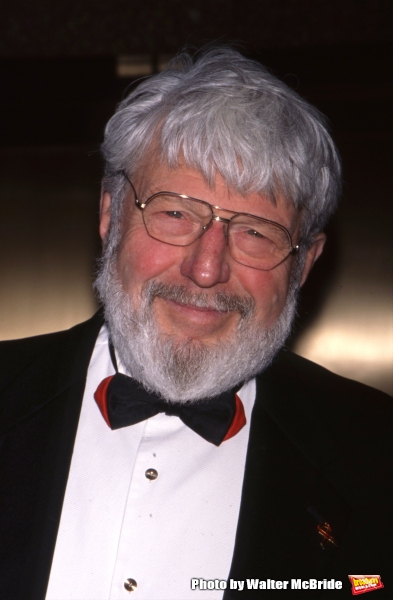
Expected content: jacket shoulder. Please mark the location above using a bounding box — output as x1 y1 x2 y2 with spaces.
1 330 67 380
0 312 104 430
0 312 104 395
258 349 392 465
269 348 391 406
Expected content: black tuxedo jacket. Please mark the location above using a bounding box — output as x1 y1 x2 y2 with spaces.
0 313 391 599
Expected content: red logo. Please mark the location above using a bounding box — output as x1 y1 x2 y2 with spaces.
348 575 384 595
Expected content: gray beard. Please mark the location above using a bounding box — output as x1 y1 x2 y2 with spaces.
95 253 300 403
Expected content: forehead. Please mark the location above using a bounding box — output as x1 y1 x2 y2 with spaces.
132 159 300 232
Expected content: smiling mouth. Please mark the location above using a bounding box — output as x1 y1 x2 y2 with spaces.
166 299 225 313
143 281 255 319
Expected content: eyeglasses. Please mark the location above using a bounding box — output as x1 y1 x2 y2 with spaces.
119 171 299 271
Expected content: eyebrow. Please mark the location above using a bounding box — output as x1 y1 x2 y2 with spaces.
147 189 291 228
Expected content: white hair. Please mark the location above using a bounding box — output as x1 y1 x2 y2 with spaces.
101 46 341 251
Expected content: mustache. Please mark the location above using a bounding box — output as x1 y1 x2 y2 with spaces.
143 281 255 319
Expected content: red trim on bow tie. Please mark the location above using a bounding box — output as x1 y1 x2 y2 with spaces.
223 393 246 441
94 375 114 428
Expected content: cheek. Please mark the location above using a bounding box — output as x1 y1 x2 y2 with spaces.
239 265 292 323
116 226 182 290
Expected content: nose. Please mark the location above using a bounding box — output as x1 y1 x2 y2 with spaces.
180 221 230 288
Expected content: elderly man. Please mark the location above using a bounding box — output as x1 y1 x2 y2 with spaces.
0 48 391 599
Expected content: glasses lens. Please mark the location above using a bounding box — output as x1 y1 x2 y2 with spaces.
143 194 211 245
229 215 291 269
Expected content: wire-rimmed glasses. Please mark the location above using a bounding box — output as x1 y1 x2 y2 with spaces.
120 171 299 271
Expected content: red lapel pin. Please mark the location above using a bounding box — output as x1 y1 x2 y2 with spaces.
317 522 338 549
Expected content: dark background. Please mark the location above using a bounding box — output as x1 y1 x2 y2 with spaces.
0 0 392 394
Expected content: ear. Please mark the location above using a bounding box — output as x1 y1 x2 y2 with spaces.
99 191 112 241
299 232 326 288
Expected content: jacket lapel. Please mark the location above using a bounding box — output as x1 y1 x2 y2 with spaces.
0 313 103 600
226 355 352 596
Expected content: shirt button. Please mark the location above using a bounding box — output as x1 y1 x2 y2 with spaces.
145 468 158 480
124 578 137 592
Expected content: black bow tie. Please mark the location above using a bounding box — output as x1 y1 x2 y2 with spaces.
94 373 246 446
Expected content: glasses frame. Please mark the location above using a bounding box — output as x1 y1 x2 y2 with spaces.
119 170 300 271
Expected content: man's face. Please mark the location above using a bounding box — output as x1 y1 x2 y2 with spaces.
101 161 321 342
98 159 325 401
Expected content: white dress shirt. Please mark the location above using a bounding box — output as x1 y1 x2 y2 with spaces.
46 325 256 600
